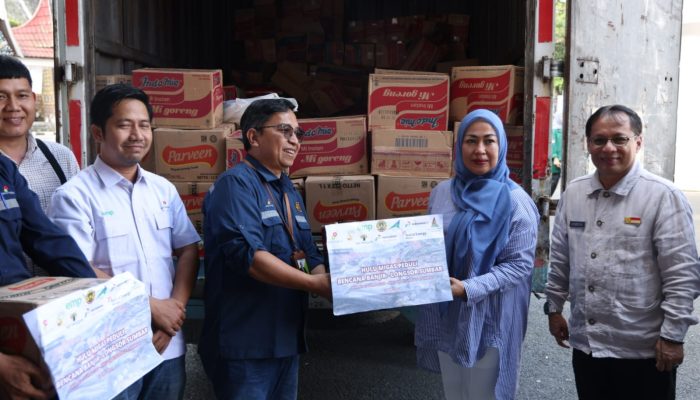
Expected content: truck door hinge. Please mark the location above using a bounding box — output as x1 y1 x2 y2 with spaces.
575 58 599 84
539 56 565 81
58 62 83 84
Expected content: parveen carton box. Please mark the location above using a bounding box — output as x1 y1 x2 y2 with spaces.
153 123 235 182
304 175 375 233
173 182 214 234
376 175 447 219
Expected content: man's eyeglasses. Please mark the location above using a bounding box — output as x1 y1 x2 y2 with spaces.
257 124 305 142
588 135 636 147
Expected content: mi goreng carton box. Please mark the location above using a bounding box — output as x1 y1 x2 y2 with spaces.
0 273 161 400
304 175 375 233
450 65 524 124
132 68 224 129
292 116 368 178
367 72 449 131
154 123 235 182
376 175 447 219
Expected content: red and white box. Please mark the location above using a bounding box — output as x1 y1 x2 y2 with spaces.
376 175 448 219
132 68 224 129
450 65 524 124
153 123 235 182
291 116 368 178
371 129 453 177
173 182 213 234
368 71 450 131
304 175 375 233
225 129 247 169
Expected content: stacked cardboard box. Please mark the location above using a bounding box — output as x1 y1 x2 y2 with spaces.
367 71 450 131
450 65 524 125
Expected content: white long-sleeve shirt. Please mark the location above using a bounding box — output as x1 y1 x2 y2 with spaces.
546 162 700 359
48 156 200 360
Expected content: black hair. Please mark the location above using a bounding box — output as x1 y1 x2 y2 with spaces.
585 105 643 137
240 98 296 150
0 55 32 86
90 84 153 132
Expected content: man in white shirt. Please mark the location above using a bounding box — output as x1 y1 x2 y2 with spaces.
48 84 200 400
545 104 700 399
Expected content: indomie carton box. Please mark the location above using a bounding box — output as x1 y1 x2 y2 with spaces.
132 68 224 129
367 72 449 131
450 65 524 124
376 175 447 219
304 175 375 233
153 123 234 182
292 116 368 178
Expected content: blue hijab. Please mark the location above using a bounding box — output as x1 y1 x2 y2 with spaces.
447 109 518 280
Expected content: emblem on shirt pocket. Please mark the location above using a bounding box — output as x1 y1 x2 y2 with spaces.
569 221 585 228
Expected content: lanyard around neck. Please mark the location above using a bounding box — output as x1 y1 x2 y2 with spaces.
243 159 298 249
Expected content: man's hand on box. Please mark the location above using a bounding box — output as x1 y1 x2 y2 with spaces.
0 353 54 400
149 298 185 336
152 330 173 354
310 273 332 301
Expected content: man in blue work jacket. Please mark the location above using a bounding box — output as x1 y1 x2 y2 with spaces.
0 155 95 399
199 99 332 400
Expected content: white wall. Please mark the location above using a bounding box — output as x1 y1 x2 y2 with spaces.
675 1 700 191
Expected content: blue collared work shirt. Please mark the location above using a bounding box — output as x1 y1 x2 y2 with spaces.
0 155 94 286
199 155 322 362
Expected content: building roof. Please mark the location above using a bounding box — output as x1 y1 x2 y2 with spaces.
12 0 52 59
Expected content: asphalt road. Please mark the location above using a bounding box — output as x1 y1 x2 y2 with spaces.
183 191 700 399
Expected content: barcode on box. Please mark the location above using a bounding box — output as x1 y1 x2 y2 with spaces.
395 137 428 148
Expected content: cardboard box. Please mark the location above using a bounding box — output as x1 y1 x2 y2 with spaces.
371 129 453 177
376 175 447 219
304 175 375 232
505 125 525 184
0 274 160 400
368 72 450 131
132 68 224 129
292 116 368 178
173 182 213 234
450 65 524 124
225 129 247 169
153 123 234 182
95 74 131 91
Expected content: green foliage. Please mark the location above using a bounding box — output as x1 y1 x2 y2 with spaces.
553 0 567 95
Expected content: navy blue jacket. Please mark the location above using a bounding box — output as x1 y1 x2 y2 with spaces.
199 156 322 362
0 155 94 286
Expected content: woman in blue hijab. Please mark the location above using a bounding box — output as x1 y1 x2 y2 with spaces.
415 109 539 400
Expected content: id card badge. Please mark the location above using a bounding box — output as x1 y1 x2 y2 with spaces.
292 249 310 274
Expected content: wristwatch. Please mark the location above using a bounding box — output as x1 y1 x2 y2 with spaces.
543 300 560 315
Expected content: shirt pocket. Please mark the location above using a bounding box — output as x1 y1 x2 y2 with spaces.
610 235 661 310
261 215 291 258
0 206 21 236
94 216 136 274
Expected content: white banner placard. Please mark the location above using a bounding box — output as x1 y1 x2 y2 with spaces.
21 273 162 400
326 214 452 316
